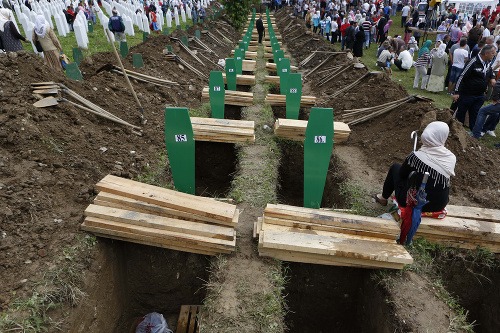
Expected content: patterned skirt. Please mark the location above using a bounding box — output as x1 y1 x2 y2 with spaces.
44 50 63 72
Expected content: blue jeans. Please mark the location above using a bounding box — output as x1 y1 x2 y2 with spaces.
472 102 500 138
364 31 370 47
456 95 485 129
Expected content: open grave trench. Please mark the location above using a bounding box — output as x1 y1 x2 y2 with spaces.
273 7 500 333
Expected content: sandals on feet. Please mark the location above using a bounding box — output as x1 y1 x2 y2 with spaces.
373 194 388 206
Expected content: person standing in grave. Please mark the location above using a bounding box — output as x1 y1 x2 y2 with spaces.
256 14 265 44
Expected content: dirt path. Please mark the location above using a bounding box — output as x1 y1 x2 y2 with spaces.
201 38 285 333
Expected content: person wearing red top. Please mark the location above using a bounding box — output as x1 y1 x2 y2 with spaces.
489 5 500 24
482 6 491 21
339 19 350 51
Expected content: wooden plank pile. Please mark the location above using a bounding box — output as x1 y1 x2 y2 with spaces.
265 93 316 107
201 87 254 106
221 73 256 86
274 118 351 143
255 204 413 269
266 62 298 72
242 60 257 72
230 50 275 59
176 305 201 333
81 175 238 255
191 117 255 143
412 207 500 253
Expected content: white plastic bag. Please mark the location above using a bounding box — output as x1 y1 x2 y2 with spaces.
135 312 173 333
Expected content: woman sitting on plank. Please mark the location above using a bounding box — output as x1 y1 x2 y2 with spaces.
374 121 456 212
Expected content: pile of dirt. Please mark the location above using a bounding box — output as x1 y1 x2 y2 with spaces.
275 9 500 209
0 22 240 311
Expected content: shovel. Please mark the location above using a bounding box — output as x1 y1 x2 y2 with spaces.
32 88 60 95
31 81 57 86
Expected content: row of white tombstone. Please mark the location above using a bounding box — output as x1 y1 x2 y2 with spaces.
8 0 213 53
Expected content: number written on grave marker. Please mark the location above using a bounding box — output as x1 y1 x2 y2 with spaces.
282 68 288 73
214 86 221 91
236 57 242 60
314 136 326 144
229 68 234 72
175 134 188 142
290 88 298 94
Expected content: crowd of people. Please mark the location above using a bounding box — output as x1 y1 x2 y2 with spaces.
275 0 499 140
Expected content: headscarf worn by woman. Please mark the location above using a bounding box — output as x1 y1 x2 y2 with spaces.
434 43 447 58
418 39 432 58
34 14 48 39
413 121 456 185
0 8 12 32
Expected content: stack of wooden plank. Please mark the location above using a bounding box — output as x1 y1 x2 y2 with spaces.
255 204 413 269
266 63 298 72
274 118 351 143
265 93 316 107
221 73 256 86
412 205 500 252
230 50 275 59
191 117 255 143
201 87 254 106
242 60 257 72
81 175 238 255
264 75 280 85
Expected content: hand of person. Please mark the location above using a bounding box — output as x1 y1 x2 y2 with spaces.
452 94 459 102
490 79 496 86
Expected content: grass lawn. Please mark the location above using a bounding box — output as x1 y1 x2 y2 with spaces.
359 12 499 145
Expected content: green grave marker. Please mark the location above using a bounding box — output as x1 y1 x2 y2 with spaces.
279 58 290 95
87 21 94 33
166 45 173 52
163 26 170 35
286 73 302 120
119 41 129 58
143 31 149 41
185 24 190 31
209 71 225 119
177 25 181 30
132 53 144 68
195 29 201 39
303 107 334 208
274 50 284 73
65 63 83 81
72 47 83 65
181 36 189 46
164 107 195 194
234 48 243 75
225 58 237 91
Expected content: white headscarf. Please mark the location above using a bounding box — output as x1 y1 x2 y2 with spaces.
34 15 48 39
0 8 11 32
412 122 456 186
434 43 447 58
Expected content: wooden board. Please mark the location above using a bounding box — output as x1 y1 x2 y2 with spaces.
445 205 500 223
84 205 235 241
264 204 400 236
261 229 413 265
221 73 256 86
81 220 219 256
417 216 500 243
82 217 235 252
274 118 351 143
95 175 237 225
265 93 316 107
266 63 298 72
191 117 254 129
176 305 201 333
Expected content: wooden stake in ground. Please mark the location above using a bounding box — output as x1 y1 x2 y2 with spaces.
105 29 145 125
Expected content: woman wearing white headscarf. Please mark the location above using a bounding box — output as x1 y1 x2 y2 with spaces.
426 43 448 92
32 15 63 71
375 121 456 212
0 8 27 52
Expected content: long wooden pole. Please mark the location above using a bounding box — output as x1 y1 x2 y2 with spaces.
105 29 145 125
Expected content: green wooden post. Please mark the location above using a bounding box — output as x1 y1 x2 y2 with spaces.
132 53 144 68
234 49 243 75
72 47 83 65
87 21 94 33
164 107 195 194
286 73 302 120
166 45 173 53
303 107 334 208
274 50 284 73
65 63 83 81
163 27 170 35
119 41 129 58
195 29 201 39
181 36 189 47
279 58 290 95
225 58 237 91
209 71 225 119
185 24 190 31
177 24 181 30
143 31 149 41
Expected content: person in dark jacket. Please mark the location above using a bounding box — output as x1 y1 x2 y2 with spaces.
452 44 497 129
345 21 356 51
472 78 500 138
108 8 126 42
256 15 265 44
352 25 365 58
0 8 27 51
375 121 456 213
